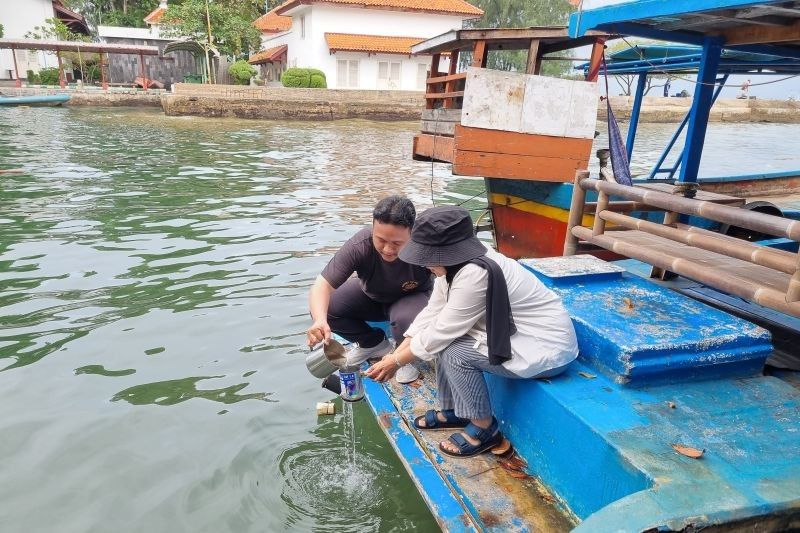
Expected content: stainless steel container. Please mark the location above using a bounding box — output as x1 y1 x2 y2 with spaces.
305 339 347 379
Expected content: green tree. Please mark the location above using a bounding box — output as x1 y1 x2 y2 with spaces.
62 0 164 29
161 0 263 58
464 0 575 76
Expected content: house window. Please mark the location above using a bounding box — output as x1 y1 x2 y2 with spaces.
416 63 428 90
300 15 305 39
337 59 359 88
377 61 401 89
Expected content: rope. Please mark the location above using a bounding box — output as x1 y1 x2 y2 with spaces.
613 35 800 88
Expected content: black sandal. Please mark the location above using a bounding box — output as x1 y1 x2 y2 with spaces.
413 409 469 430
439 419 502 458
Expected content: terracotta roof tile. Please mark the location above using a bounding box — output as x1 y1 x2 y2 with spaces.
278 0 482 18
249 44 289 64
253 6 292 32
144 6 167 24
326 33 430 54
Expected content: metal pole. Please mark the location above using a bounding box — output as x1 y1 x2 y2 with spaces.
678 37 723 183
626 71 647 160
649 74 729 180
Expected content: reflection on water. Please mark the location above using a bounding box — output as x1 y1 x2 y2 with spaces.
0 106 448 532
110 375 275 406
0 105 796 532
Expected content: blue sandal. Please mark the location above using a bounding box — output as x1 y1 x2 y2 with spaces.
439 419 502 458
413 409 469 430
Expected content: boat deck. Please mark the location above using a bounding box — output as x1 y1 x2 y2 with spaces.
363 361 574 532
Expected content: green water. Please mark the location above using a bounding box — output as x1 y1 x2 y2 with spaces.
0 107 481 532
1 106 798 532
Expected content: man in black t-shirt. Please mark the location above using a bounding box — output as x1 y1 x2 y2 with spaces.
307 196 433 364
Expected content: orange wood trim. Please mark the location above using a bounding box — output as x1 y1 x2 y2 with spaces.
424 91 464 99
426 54 441 109
453 151 588 182
586 38 606 82
471 40 488 68
454 126 593 161
427 73 466 84
413 134 455 163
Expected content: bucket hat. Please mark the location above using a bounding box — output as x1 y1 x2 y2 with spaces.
399 206 487 267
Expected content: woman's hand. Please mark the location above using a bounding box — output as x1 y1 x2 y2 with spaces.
365 355 399 383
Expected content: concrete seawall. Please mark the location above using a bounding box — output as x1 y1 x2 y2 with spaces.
3 84 800 123
160 84 424 121
0 86 162 107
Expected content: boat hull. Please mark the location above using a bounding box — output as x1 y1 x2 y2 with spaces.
0 94 70 107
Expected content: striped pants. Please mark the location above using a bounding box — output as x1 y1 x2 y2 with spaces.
436 335 565 420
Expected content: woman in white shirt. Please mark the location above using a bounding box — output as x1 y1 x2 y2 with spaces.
366 206 578 457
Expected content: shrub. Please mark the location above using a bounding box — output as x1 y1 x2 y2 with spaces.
26 69 40 84
38 67 60 85
281 67 326 88
281 67 310 88
309 68 327 88
229 59 257 85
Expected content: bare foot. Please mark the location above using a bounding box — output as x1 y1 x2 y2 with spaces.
416 410 452 428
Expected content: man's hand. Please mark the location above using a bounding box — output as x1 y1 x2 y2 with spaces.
307 320 331 347
365 355 399 383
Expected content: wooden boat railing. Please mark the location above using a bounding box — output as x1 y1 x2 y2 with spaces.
564 171 800 317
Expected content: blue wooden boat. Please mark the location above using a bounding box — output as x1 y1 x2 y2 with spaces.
361 1 800 530
0 94 70 107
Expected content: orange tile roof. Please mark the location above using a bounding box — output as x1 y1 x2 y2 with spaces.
144 6 167 25
326 33 432 54
253 7 292 32
249 44 289 64
278 0 482 18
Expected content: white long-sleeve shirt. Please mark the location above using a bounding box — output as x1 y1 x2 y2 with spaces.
404 247 579 378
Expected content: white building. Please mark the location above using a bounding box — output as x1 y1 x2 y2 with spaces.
0 0 89 81
249 0 482 90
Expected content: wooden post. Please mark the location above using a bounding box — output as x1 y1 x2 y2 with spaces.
426 53 440 110
586 38 606 82
443 50 459 109
564 171 589 256
592 191 609 236
100 53 108 90
57 52 66 88
471 40 488 68
525 39 541 75
788 257 800 303
11 46 22 88
139 52 146 88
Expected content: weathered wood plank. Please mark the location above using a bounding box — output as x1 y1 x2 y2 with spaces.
453 151 587 181
421 120 457 135
454 125 592 161
425 91 465 100
413 133 455 163
422 108 463 123
427 72 466 85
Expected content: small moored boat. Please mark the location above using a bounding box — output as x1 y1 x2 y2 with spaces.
0 94 70 107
